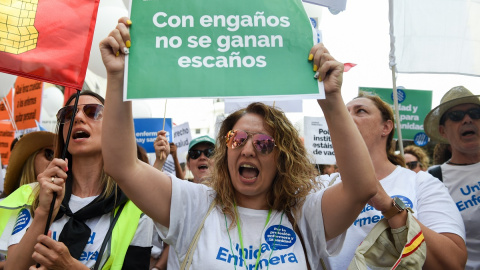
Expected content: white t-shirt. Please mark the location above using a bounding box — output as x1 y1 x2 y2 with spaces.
151 232 164 259
158 176 345 270
324 166 466 270
9 194 154 269
441 162 480 270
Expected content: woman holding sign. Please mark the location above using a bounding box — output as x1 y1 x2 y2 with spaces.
5 91 153 270
99 17 377 269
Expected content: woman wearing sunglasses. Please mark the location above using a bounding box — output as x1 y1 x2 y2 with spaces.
99 17 378 270
403 145 430 173
323 92 467 269
0 131 54 269
186 135 215 183
5 90 153 270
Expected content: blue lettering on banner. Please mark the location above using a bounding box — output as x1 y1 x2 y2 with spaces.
12 208 30 235
265 225 296 250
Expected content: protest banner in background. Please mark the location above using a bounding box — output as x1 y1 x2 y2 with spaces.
0 0 100 89
0 121 15 166
14 77 43 130
0 88 14 121
359 87 432 141
304 116 335 164
163 122 192 174
134 118 172 153
126 0 323 100
172 122 192 164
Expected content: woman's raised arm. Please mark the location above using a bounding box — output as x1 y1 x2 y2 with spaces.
311 43 377 240
100 17 172 227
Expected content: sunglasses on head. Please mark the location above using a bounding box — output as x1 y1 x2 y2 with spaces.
226 129 276 155
56 104 104 124
444 107 480 123
188 148 214 159
406 161 422 170
43 148 54 161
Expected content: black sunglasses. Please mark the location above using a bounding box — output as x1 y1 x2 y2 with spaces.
43 148 54 161
188 148 214 159
406 161 422 170
445 107 480 122
56 104 104 124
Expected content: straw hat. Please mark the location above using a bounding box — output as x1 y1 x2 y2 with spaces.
3 131 55 197
424 86 480 143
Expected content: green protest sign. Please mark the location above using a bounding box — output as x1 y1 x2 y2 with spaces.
126 0 322 100
359 87 432 140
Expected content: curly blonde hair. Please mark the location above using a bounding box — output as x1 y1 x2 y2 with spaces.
404 145 430 170
205 102 319 227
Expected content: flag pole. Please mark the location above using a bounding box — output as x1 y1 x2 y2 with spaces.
391 65 404 156
3 97 17 131
161 99 168 160
37 89 81 268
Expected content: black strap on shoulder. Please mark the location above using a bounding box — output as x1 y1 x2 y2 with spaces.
93 202 127 270
428 165 443 182
286 211 312 270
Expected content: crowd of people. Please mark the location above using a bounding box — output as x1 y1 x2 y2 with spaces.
0 16 478 270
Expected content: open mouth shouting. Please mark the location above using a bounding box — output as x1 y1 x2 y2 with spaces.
72 129 90 140
198 164 209 172
239 163 259 183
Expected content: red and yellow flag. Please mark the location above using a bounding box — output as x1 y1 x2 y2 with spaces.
0 0 100 89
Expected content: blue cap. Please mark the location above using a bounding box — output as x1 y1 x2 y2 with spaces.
188 135 215 151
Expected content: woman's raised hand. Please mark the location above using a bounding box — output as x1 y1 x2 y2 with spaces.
99 17 132 76
154 130 170 163
309 43 344 97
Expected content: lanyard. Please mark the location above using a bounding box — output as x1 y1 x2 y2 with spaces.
235 206 272 270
